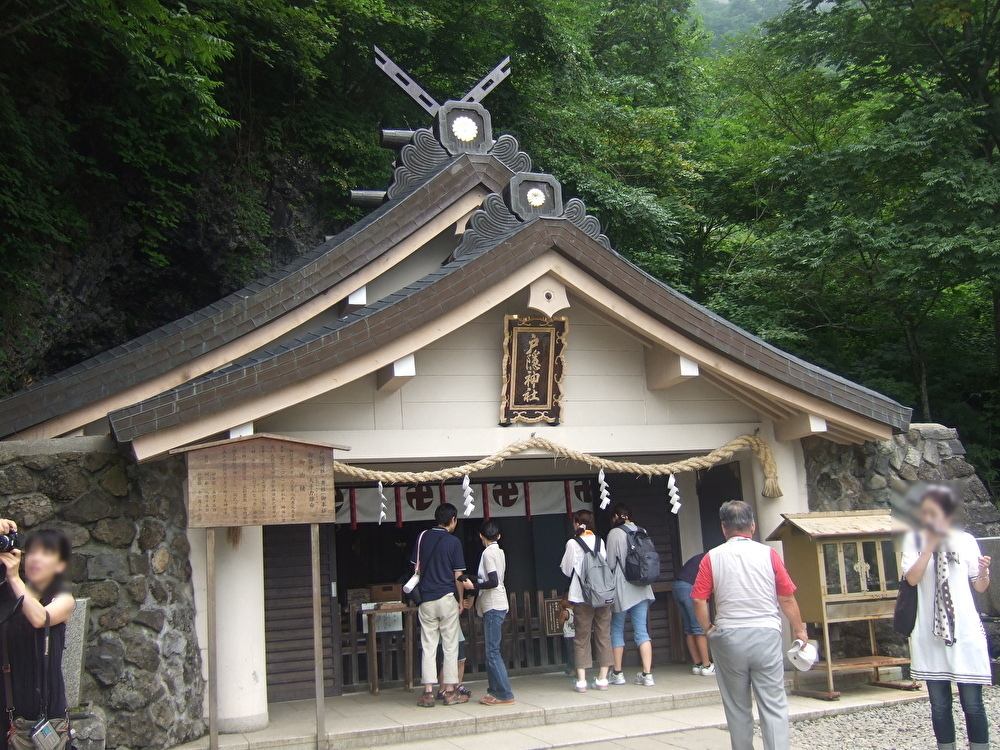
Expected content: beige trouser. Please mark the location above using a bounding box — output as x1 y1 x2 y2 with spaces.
419 595 460 686
573 603 613 669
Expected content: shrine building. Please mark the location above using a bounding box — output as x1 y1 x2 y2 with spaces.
0 52 912 739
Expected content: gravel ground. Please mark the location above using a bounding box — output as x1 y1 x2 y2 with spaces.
789 686 999 749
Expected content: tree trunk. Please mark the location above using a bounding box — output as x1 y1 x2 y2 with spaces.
901 321 932 422
993 283 1000 380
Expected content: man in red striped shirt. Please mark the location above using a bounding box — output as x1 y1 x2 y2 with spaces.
692 500 808 750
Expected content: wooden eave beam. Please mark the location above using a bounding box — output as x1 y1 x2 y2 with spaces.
774 413 828 442
644 346 700 390
375 354 416 393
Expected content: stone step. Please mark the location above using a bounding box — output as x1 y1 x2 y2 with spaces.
330 681 725 749
360 687 930 750
168 668 923 750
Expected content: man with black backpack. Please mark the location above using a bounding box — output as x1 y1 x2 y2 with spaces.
606 502 659 686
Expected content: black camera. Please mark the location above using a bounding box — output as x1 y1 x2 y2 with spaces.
0 532 23 553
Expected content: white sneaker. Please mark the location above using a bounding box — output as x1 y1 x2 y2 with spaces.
699 663 716 676
691 664 703 675
608 671 627 685
574 680 588 693
592 678 609 691
635 672 655 686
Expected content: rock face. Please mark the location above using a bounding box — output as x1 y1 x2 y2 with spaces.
802 423 1000 536
0 438 203 750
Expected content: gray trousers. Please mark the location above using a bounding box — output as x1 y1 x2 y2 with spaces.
708 626 789 750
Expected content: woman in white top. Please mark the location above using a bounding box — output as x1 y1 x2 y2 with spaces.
473 520 513 705
559 509 613 693
902 486 992 750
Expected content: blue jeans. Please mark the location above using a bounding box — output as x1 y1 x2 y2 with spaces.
926 680 989 745
672 581 704 635
610 599 650 649
483 609 514 700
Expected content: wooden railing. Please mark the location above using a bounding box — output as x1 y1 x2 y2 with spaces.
341 587 682 691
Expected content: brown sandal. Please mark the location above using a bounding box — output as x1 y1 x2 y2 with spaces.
479 694 515 706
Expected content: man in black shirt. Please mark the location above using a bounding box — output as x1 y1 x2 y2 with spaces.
411 503 472 707
674 552 713 675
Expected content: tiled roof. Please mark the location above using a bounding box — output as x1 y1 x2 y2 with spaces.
109 217 911 443
0 156 515 438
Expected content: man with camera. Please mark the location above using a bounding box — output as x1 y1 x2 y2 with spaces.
409 504 473 708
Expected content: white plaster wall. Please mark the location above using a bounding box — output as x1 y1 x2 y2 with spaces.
750 419 811 548
257 297 762 461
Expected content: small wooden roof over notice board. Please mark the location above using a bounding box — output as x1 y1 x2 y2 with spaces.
171 434 349 528
767 510 908 542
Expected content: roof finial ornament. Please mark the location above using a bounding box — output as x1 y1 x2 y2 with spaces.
373 46 510 157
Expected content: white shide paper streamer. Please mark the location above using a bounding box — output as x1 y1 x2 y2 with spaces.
377 480 388 524
667 473 682 514
461 475 476 516
598 468 611 510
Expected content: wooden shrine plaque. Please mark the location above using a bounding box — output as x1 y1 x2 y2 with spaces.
179 435 339 528
544 598 564 637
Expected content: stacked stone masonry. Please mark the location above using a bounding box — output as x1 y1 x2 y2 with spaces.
0 437 203 750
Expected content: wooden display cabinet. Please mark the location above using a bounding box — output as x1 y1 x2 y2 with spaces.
768 510 920 700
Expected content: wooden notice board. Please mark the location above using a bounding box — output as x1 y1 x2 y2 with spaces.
172 434 348 528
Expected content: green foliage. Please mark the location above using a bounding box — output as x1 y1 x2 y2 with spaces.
693 0 789 46
687 4 1000 492
0 0 998 495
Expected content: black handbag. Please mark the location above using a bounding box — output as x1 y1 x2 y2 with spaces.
892 532 922 636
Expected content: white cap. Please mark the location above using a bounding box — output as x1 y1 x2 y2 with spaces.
787 640 819 672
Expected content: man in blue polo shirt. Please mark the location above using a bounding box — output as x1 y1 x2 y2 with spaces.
411 502 471 707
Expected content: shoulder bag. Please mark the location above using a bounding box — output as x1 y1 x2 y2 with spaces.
892 532 922 636
4 611 70 750
403 531 446 607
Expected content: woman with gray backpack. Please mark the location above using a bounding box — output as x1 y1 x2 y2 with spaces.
559 510 615 693
606 503 658 686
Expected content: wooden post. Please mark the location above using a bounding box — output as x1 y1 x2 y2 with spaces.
206 528 218 750
326 526 343 696
311 524 327 750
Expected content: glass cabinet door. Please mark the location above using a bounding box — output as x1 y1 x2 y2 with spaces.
843 542 864 593
881 540 900 591
823 543 842 595
861 541 881 591
822 538 899 597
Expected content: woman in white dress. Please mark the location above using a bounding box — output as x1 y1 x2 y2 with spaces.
902 486 992 750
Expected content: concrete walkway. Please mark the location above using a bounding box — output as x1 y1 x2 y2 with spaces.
367 683 925 750
564 728 774 749
170 666 927 750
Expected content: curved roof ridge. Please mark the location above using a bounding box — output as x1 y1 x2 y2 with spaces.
108 202 910 446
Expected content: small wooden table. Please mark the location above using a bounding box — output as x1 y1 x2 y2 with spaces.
363 604 418 695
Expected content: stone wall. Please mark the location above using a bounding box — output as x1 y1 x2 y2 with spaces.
802 423 1000 536
802 423 999 661
0 437 203 750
